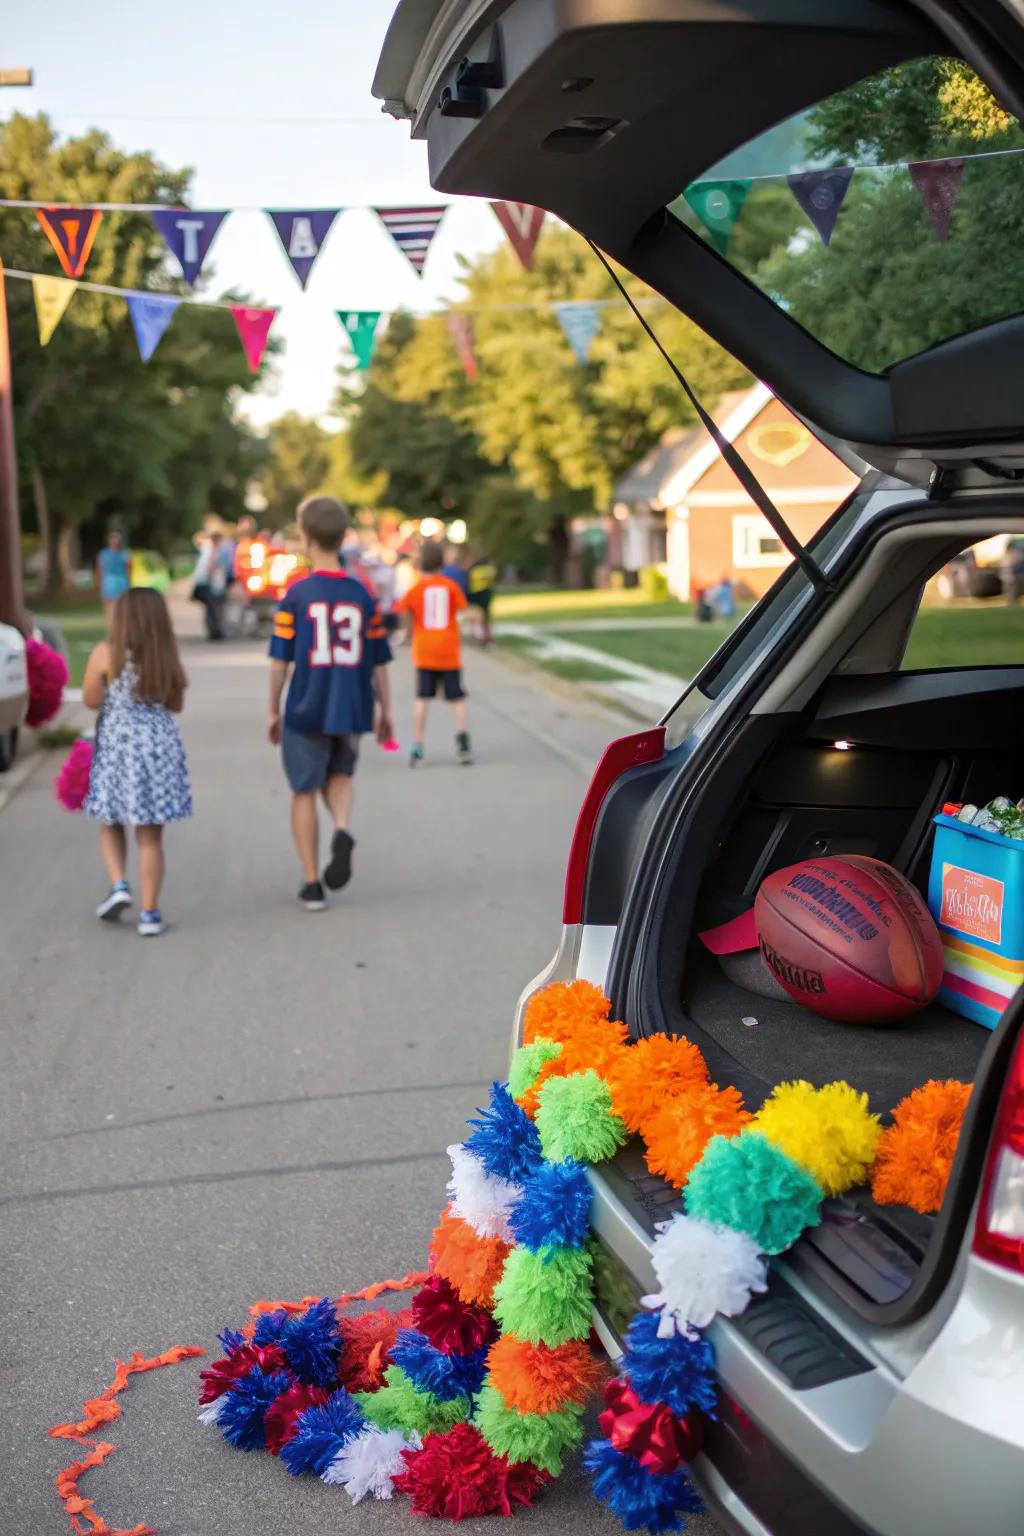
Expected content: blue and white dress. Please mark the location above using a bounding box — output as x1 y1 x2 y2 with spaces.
84 660 192 826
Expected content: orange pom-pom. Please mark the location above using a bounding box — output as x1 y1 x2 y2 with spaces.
430 1206 511 1308
518 1016 630 1116
606 1034 710 1136
523 981 612 1045
870 1080 972 1215
486 1334 605 1414
641 1084 751 1189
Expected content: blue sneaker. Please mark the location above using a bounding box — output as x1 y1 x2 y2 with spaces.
97 881 132 922
137 908 164 936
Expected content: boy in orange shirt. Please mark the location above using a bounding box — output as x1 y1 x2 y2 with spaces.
394 540 472 766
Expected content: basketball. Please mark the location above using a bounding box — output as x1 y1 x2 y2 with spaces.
754 855 943 1023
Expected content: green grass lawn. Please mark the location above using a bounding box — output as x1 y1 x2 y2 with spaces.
903 603 1024 668
495 587 691 625
551 623 734 677
31 599 105 687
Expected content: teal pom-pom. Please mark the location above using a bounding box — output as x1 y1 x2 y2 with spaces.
534 1070 627 1164
684 1131 822 1254
475 1383 585 1475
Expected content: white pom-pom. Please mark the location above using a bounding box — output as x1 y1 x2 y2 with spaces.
197 1395 227 1426
446 1142 519 1240
323 1426 421 1501
642 1213 768 1336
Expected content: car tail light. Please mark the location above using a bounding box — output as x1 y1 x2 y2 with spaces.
562 727 665 925
973 1030 1024 1273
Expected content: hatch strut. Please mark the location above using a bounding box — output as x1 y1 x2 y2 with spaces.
588 240 834 594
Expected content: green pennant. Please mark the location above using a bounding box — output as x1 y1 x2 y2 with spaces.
337 310 382 370
682 179 751 256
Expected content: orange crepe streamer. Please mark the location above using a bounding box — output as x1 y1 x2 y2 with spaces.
243 1269 431 1335
486 1334 606 1414
430 1205 511 1306
50 1345 204 1536
871 1079 972 1214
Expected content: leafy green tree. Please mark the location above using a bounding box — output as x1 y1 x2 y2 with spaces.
257 411 332 526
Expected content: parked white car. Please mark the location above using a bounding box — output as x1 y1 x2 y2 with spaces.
0 621 28 772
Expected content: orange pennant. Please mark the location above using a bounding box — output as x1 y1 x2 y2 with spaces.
35 207 103 279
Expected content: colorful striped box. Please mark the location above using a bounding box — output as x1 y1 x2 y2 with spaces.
928 813 1024 1029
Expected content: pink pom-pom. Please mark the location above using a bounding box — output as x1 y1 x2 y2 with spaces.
411 1274 497 1356
393 1423 549 1518
25 636 68 727
54 738 94 812
380 738 400 752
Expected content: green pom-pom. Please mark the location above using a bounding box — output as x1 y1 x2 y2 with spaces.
534 1069 627 1163
508 1037 562 1100
475 1384 585 1475
492 1243 594 1346
355 1366 470 1437
684 1130 823 1254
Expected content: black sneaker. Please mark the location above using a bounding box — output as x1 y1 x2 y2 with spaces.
323 829 354 891
456 731 473 765
298 880 327 912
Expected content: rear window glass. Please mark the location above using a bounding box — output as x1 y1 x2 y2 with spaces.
669 58 1024 374
903 537 1024 668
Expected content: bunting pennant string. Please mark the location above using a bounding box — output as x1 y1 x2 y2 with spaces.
786 167 853 247
35 207 103 279
231 305 277 373
446 311 477 379
490 202 546 271
374 206 446 274
32 274 77 345
682 180 751 256
268 209 340 288
554 301 600 364
151 208 227 286
126 293 181 362
337 310 381 370
908 157 966 242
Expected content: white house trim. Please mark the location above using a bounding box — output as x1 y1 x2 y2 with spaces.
659 381 774 509
684 483 856 508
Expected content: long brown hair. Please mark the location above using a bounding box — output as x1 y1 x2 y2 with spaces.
109 588 186 707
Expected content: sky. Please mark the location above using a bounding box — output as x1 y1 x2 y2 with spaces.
3 0 507 426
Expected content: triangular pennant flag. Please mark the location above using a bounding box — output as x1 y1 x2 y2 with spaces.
682 179 750 255
786 167 854 246
267 209 340 288
32 274 76 345
374 206 446 274
337 310 381 371
554 301 600 364
230 306 276 373
35 207 102 279
126 294 181 363
151 209 227 286
490 202 546 270
446 312 477 380
909 157 966 242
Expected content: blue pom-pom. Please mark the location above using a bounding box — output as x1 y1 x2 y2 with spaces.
388 1328 489 1401
585 1438 703 1533
279 1297 341 1386
279 1388 365 1477
621 1313 717 1420
252 1310 288 1346
465 1082 543 1183
509 1159 592 1251
217 1328 246 1356
219 1366 293 1451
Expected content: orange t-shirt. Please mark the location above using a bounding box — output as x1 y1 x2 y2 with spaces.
394 574 467 670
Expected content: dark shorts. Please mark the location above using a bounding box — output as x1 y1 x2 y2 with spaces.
468 590 492 613
416 668 465 701
282 726 359 792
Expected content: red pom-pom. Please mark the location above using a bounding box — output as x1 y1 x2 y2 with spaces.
393 1423 550 1519
337 1306 414 1393
25 636 68 728
54 738 93 812
263 1382 329 1454
198 1343 288 1404
411 1274 498 1356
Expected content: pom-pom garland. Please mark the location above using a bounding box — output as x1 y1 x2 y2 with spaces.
356 1366 471 1439
641 1214 768 1336
508 1037 562 1106
276 1295 342 1386
641 1083 751 1189
465 1083 544 1184
492 1244 594 1346
54 737 93 812
389 1329 489 1401
324 1425 421 1500
508 1158 592 1251
218 1367 294 1451
606 1033 709 1135
393 1423 550 1517
618 1312 718 1421
430 1207 511 1307
684 1130 823 1254
586 1438 703 1534
870 1078 972 1213
446 1142 520 1241
474 1384 586 1476
753 1080 881 1197
279 1389 365 1477
198 1340 286 1404
534 1069 628 1164
522 979 612 1044
411 1274 497 1357
264 1382 329 1454
486 1335 605 1414
25 635 68 727
338 1306 414 1393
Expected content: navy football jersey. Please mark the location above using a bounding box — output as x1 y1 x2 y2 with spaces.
269 569 391 736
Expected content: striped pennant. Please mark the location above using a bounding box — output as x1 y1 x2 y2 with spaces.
374 205 447 274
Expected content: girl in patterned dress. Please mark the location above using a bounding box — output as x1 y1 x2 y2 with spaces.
82 588 192 936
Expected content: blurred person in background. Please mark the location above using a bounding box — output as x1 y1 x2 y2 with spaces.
97 529 131 628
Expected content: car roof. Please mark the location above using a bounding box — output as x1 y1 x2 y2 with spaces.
374 0 1024 476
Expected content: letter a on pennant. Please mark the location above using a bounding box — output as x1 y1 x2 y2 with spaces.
490 202 545 270
267 210 340 288
151 210 227 287
231 306 276 373
32 274 77 345
35 208 102 279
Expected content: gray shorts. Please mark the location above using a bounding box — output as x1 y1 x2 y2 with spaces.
282 726 359 792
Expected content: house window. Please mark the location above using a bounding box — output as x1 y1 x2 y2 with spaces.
732 514 789 569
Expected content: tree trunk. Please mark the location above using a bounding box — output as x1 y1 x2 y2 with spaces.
57 522 76 593
547 516 569 586
31 463 60 599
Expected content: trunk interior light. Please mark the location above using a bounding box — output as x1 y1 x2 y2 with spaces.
973 1032 1024 1274
833 739 853 751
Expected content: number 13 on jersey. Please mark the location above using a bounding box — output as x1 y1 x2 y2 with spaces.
308 601 364 666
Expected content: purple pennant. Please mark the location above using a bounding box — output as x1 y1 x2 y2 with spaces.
151 209 227 287
909 158 966 242
267 209 340 288
786 167 854 246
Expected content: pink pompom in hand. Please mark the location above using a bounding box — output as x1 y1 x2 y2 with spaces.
55 738 93 813
26 636 68 727
380 737 400 752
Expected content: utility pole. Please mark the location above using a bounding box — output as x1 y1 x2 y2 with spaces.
0 69 34 632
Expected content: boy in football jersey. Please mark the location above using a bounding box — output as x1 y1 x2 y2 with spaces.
394 540 472 767
268 497 394 911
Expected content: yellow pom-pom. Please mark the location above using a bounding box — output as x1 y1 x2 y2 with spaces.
605 1034 709 1136
871 1079 971 1215
753 1080 881 1198
641 1083 750 1189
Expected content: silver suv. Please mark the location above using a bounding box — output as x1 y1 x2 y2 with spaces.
375 5 1024 1532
